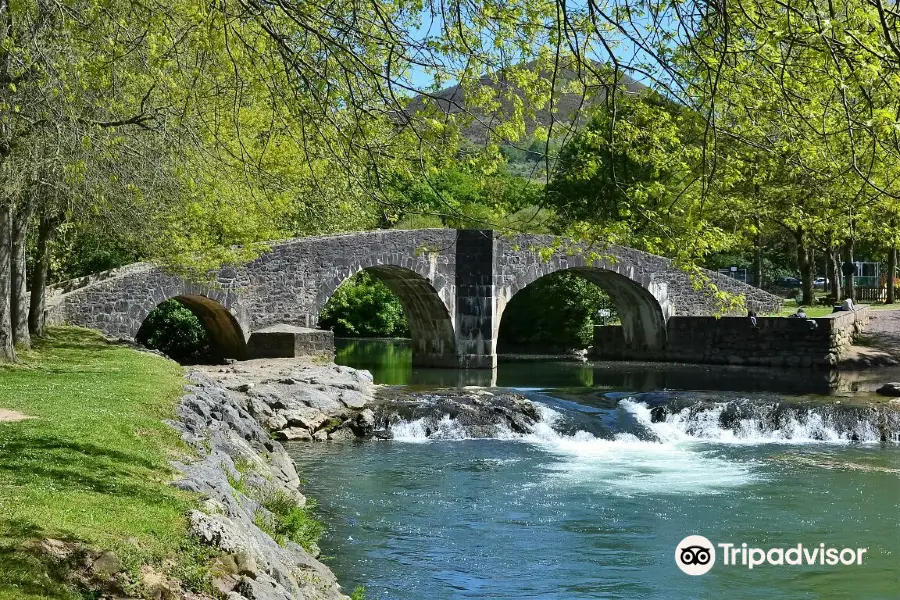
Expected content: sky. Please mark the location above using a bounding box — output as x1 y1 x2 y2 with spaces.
396 3 672 96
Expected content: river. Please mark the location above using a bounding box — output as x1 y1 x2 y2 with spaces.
288 340 900 599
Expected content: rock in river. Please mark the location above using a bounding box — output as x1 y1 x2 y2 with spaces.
876 382 900 397
371 389 541 439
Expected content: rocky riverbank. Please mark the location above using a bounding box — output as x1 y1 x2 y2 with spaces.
193 359 543 443
175 359 545 600
197 359 377 442
172 370 352 600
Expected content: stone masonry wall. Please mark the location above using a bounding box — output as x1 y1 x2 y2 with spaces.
593 306 871 368
246 325 334 359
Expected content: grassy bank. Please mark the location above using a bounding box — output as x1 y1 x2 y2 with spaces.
0 328 205 599
773 299 900 318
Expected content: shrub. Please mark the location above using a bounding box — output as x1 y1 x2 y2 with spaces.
135 299 211 363
319 271 409 338
254 488 325 553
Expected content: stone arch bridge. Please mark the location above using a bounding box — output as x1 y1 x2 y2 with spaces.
48 229 781 368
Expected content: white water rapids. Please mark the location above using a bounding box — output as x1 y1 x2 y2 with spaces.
389 398 885 444
385 397 893 494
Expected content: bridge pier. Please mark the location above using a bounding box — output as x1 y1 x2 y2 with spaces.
453 230 498 369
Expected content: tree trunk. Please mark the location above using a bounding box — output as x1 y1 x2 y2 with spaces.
797 232 814 306
809 246 815 282
831 249 842 301
28 214 58 338
824 250 833 294
753 215 763 287
0 203 16 362
842 240 855 301
11 200 33 348
888 247 897 304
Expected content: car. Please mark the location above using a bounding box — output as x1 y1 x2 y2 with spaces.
813 277 829 288
776 276 802 288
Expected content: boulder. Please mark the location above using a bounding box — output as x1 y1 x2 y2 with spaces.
275 427 313 441
876 382 900 397
140 565 181 600
280 406 327 431
233 574 295 600
338 390 368 409
234 549 262 578
262 413 288 431
295 389 346 417
92 551 123 576
189 511 244 554
328 427 356 442
351 409 376 437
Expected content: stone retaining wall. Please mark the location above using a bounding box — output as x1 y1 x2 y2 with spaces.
246 325 334 359
593 306 870 368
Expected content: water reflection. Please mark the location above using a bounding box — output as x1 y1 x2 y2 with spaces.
336 338 899 396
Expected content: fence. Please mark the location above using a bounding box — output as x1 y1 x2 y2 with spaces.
854 286 900 302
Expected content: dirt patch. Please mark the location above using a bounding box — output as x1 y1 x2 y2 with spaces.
856 309 900 357
0 408 34 422
840 345 899 369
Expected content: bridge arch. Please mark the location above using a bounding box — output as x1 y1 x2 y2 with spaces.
315 264 457 367
497 266 668 352
136 294 248 360
495 235 678 354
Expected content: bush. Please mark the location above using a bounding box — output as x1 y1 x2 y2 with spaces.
392 214 445 229
319 271 409 338
135 299 211 363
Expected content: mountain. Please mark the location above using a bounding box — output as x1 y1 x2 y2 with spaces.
404 60 647 148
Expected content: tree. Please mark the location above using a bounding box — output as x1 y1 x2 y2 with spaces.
319 272 409 338
547 93 736 261
498 271 615 351
385 161 548 232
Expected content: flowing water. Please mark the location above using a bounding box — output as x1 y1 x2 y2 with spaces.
287 340 900 599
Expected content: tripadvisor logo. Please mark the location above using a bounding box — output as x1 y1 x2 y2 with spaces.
675 535 716 575
675 535 868 575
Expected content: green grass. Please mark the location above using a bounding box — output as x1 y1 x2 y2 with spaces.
253 487 324 553
771 298 900 317
772 302 837 318
0 327 206 599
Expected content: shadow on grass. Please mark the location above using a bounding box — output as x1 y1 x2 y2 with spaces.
0 519 84 599
0 433 175 503
18 329 134 363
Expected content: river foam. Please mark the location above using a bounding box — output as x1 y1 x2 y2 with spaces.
514 404 757 494
621 399 885 444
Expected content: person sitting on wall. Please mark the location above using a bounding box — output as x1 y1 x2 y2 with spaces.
748 309 758 328
789 307 808 319
837 298 855 312
788 307 818 329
